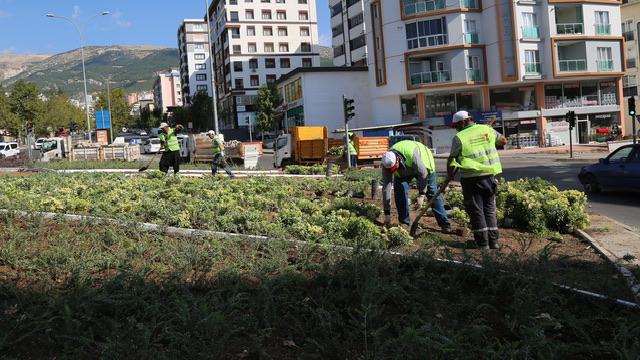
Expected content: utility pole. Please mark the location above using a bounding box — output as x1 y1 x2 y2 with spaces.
629 96 636 144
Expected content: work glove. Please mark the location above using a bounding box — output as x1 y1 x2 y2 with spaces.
416 194 426 208
383 215 391 226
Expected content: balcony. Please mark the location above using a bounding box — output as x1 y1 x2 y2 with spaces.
522 26 540 39
407 34 448 50
403 0 445 16
466 68 483 81
595 24 611 36
410 70 451 85
464 32 479 44
556 23 583 35
558 59 586 71
461 0 479 9
524 62 542 74
597 60 614 72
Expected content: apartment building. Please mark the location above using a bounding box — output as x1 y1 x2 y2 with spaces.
206 0 321 130
621 0 640 136
177 19 214 106
330 0 368 66
153 68 183 114
365 0 625 149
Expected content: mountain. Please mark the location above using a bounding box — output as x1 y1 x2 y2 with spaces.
0 45 178 100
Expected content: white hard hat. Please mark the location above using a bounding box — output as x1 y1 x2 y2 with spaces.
207 130 215 135
159 122 169 128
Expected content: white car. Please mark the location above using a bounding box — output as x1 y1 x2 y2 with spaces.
33 138 47 150
0 142 20 157
142 138 161 154
139 130 148 136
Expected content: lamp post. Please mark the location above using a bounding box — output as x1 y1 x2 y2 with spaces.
46 11 110 140
92 72 118 143
204 0 220 134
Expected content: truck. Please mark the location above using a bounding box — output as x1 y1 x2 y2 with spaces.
40 137 141 162
189 133 263 168
274 126 328 168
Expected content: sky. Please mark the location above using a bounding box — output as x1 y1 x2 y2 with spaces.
0 0 331 55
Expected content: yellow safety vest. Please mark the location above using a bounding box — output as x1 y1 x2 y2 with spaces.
389 140 435 176
160 129 180 152
452 124 502 175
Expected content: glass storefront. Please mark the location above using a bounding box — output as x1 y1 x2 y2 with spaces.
544 80 617 108
424 88 482 118
490 86 537 111
400 95 419 122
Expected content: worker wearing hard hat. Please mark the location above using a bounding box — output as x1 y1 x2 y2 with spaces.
207 130 235 178
381 140 452 233
158 122 183 174
344 132 357 167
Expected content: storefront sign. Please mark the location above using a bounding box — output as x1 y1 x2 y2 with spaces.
548 121 570 132
518 87 535 92
520 120 536 124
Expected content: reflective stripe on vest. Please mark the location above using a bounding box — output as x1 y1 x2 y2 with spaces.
212 135 222 154
347 142 356 155
453 124 502 175
161 130 180 151
389 140 435 176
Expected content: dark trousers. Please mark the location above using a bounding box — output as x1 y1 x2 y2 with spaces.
159 150 180 174
349 155 358 168
461 175 499 246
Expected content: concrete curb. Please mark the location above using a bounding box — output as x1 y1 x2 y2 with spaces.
574 228 640 306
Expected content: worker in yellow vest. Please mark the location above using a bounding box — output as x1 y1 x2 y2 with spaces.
344 132 357 167
381 140 452 233
207 130 235 178
447 110 507 249
158 122 183 174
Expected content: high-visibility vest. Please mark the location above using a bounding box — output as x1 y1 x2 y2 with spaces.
453 124 502 175
160 129 180 152
211 135 222 154
388 140 435 176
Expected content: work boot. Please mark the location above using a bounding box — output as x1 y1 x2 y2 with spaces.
489 243 500 250
441 224 453 234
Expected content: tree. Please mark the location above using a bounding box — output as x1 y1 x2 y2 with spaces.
9 80 45 135
190 91 214 130
0 85 21 136
254 83 283 141
42 89 84 136
95 87 132 133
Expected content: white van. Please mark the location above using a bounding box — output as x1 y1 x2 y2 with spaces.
0 142 20 157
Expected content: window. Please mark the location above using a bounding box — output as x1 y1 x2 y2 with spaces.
249 59 258 69
230 11 239 21
266 74 277 83
250 75 259 86
195 63 206 70
299 11 308 20
234 61 243 71
280 58 290 68
265 58 276 68
279 43 289 52
597 47 613 71
197 85 208 91
595 11 611 35
261 0 270 2
196 74 207 80
405 18 448 49
248 43 257 52
246 10 254 19
331 3 342 17
301 42 311 52
524 50 541 74
300 27 309 36
262 11 272 19
348 12 363 29
194 43 205 49
264 43 274 52
263 26 273 36
276 10 286 19
235 79 244 88
276 0 285 3
332 25 343 38
350 35 365 50
194 53 205 60
278 27 288 36
623 19 634 41
231 28 240 38
232 45 241 54
298 0 307 3
522 13 539 38
464 20 478 44
302 58 312 67
247 26 255 36
193 23 203 30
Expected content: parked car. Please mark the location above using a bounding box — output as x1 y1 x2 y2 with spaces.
0 142 20 157
33 138 47 150
142 138 162 154
139 130 148 136
578 144 640 194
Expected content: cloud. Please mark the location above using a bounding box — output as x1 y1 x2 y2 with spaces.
0 10 13 18
112 10 131 28
1 46 17 54
318 33 332 47
72 6 81 19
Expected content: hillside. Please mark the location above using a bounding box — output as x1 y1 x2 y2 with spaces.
0 45 178 100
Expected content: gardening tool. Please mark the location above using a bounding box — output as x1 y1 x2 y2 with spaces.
409 167 458 236
138 147 163 172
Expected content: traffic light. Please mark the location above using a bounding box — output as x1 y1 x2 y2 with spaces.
628 97 636 116
343 96 355 122
26 123 33 134
565 111 576 129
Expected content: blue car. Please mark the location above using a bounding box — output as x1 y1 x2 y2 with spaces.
578 144 640 194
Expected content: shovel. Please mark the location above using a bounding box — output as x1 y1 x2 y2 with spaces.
409 167 458 236
138 148 162 172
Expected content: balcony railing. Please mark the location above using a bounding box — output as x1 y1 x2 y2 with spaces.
624 31 635 41
407 34 448 50
403 0 445 16
524 62 542 74
410 70 451 85
464 32 479 44
558 59 586 71
522 26 540 39
595 24 611 35
466 69 483 81
556 23 583 35
597 60 614 71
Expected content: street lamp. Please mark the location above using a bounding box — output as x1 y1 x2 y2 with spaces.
46 11 110 140
92 72 116 143
204 0 220 134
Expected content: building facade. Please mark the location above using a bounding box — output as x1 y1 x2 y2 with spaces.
330 0 368 66
275 66 371 132
153 68 183 114
177 19 214 107
206 0 321 130
365 0 625 149
621 0 640 136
